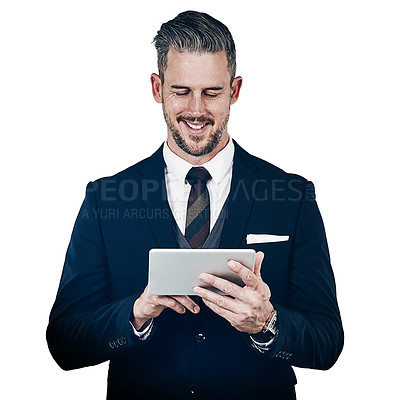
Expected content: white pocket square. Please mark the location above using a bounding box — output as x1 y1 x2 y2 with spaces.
246 234 289 244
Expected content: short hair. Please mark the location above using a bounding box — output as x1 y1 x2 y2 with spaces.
153 11 236 84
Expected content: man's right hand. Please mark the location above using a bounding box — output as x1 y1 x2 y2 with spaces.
132 285 200 330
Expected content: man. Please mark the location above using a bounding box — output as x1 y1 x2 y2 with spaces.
47 11 343 400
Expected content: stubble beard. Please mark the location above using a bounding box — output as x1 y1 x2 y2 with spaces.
163 104 230 157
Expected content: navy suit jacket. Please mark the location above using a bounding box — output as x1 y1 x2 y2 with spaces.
47 141 343 399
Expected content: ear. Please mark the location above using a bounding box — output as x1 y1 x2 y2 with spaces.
151 73 163 103
230 76 243 105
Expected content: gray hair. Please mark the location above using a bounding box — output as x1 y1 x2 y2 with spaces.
153 11 236 84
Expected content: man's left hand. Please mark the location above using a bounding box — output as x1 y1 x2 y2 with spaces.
193 251 273 334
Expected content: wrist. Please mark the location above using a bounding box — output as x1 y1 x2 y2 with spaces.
132 300 149 330
132 317 152 332
256 306 275 334
252 309 278 343
132 317 149 331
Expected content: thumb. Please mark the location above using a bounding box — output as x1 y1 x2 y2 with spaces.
253 251 264 278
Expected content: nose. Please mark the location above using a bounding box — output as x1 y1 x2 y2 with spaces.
187 91 205 116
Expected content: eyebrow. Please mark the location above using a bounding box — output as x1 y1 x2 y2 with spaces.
171 85 224 91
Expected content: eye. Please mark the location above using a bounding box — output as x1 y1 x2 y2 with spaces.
204 92 219 98
175 91 189 96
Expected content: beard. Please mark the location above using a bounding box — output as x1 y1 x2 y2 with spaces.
163 105 230 157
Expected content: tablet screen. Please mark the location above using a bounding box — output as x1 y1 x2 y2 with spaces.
148 248 255 295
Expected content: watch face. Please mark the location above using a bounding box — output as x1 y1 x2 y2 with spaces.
266 310 277 335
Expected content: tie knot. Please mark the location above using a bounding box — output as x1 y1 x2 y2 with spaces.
186 167 212 185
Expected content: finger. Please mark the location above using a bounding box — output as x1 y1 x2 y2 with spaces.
227 260 259 290
253 251 264 278
192 286 238 312
196 273 246 301
172 295 200 314
154 295 186 314
201 297 237 324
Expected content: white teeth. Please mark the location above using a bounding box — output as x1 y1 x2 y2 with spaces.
186 121 205 130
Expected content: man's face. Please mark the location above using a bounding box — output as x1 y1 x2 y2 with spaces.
151 49 242 163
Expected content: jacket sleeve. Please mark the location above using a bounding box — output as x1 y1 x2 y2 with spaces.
46 182 152 371
267 181 344 370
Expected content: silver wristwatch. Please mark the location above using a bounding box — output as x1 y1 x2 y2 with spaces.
253 310 278 343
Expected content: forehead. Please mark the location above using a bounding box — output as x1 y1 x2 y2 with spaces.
164 49 230 87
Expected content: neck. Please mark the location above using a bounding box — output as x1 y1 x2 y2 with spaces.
167 133 229 165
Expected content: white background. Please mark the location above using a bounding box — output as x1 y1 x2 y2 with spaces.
1 1 398 398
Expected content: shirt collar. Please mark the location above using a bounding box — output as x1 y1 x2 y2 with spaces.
163 137 235 185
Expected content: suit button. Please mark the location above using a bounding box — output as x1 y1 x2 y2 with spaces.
195 333 206 342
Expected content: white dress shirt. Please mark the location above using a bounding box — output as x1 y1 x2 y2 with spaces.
163 138 234 235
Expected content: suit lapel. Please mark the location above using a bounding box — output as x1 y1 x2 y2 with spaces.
140 145 179 248
220 141 260 248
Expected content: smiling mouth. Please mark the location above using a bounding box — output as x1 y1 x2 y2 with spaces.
184 121 208 130
177 116 214 134
179 120 211 135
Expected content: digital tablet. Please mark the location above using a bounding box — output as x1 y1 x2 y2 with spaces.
148 248 256 295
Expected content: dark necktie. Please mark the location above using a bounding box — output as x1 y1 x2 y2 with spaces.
185 167 212 249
